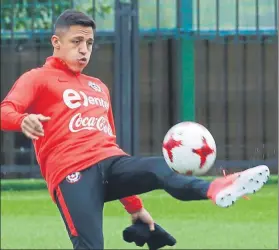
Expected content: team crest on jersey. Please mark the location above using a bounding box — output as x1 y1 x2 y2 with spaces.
66 172 81 183
88 81 102 92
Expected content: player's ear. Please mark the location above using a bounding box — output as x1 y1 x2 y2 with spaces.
51 35 61 50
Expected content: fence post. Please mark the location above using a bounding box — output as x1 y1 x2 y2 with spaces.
131 0 139 155
114 0 139 155
179 0 195 122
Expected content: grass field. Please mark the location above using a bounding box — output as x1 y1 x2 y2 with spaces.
1 180 278 249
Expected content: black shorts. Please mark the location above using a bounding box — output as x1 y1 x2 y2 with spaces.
55 155 209 249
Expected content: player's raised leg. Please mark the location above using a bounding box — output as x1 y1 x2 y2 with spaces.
55 165 105 249
103 156 210 202
102 156 270 208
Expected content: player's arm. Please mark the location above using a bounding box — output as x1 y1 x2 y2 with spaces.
1 70 50 139
105 87 144 213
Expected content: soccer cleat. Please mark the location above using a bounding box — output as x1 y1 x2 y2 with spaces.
207 165 270 208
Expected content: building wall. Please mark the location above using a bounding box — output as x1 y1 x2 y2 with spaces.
195 39 278 161
1 37 277 169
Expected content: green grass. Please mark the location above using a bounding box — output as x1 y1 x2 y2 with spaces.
1 175 278 191
1 185 278 249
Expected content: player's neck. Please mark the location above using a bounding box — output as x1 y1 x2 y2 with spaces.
52 51 63 61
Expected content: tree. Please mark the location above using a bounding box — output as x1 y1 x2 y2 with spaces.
1 0 112 34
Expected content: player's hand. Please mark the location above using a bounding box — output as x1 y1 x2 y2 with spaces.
131 208 155 231
21 114 51 140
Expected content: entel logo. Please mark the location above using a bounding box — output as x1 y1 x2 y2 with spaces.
63 89 109 110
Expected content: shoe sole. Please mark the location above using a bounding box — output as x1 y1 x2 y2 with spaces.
215 165 270 208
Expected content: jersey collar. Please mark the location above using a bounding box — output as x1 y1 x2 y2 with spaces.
44 56 81 76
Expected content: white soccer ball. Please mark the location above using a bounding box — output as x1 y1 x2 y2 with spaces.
162 121 217 176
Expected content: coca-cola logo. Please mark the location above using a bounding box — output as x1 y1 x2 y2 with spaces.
69 113 113 136
63 89 109 110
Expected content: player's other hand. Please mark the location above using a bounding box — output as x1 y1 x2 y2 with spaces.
21 114 51 140
131 208 155 231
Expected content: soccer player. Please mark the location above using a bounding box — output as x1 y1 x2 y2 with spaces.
1 10 270 250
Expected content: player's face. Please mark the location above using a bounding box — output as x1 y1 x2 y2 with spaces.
54 25 94 73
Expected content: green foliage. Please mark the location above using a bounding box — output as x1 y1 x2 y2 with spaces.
0 0 113 32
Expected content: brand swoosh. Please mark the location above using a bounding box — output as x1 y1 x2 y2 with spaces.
58 77 68 82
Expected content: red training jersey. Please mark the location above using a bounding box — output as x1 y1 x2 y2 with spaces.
0 56 143 213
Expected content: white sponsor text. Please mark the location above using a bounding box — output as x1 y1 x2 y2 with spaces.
63 89 109 110
69 113 113 135
62 89 113 136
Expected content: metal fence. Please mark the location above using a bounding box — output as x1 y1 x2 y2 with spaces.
0 0 278 178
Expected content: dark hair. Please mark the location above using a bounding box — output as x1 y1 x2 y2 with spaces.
54 9 96 32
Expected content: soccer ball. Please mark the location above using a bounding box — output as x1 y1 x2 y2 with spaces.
162 121 217 176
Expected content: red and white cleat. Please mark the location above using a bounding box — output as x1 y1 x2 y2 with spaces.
207 165 270 208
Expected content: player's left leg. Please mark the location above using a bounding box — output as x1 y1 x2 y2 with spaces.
102 156 269 208
54 166 105 249
103 156 210 202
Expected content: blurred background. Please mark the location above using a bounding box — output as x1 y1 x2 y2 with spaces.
1 0 278 179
